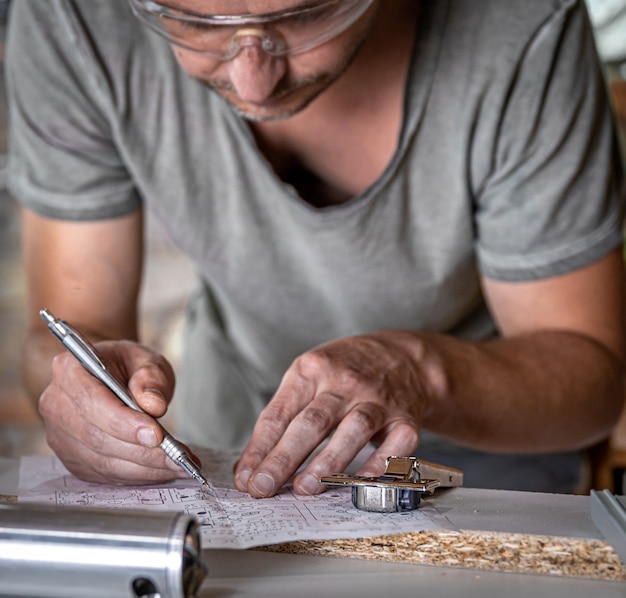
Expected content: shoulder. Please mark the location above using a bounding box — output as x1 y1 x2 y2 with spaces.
8 0 146 69
10 0 134 34
7 0 169 103
441 0 589 52
428 0 596 94
445 0 584 28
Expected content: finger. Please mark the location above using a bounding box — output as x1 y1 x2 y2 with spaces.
87 435 201 481
41 348 186 486
241 390 348 497
357 422 420 476
233 402 299 492
292 401 387 495
41 393 172 471
234 360 320 490
56 436 187 486
46 400 186 483
108 341 175 418
46 377 165 450
41 359 165 456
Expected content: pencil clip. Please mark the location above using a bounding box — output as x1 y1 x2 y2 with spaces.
40 308 107 370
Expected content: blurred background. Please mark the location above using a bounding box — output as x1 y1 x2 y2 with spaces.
0 1 625 471
0 0 196 457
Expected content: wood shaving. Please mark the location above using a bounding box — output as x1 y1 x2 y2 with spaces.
255 529 626 581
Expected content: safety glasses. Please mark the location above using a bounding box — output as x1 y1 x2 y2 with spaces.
128 0 376 60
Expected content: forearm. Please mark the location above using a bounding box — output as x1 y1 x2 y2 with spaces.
19 209 145 408
396 329 625 453
235 255 625 498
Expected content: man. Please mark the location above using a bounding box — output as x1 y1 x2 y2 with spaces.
6 0 625 497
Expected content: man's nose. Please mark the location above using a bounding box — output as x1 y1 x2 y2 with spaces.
227 32 287 103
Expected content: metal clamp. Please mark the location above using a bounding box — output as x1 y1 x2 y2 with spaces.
320 456 463 513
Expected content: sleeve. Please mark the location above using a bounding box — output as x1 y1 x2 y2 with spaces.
6 0 141 220
475 0 625 282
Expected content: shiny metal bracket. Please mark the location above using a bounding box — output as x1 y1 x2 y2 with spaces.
320 456 463 513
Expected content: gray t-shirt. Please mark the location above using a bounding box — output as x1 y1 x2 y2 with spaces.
7 0 624 492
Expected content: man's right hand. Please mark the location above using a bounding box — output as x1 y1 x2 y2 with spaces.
38 338 190 485
19 208 190 485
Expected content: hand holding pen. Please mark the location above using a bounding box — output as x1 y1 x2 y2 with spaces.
38 309 209 488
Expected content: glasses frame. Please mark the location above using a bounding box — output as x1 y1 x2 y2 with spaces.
128 0 376 60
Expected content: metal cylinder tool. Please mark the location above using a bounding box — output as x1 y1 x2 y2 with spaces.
0 503 207 598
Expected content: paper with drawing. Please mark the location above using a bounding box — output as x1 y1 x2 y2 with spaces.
17 447 456 549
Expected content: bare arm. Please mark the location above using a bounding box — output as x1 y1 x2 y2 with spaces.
424 247 625 451
21 207 143 399
234 248 625 497
20 207 186 484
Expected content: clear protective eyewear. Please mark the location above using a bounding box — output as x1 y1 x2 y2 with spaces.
128 0 376 60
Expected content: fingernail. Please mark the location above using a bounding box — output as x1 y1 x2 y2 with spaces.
249 473 275 497
297 474 320 495
143 388 165 406
235 469 251 490
138 427 158 447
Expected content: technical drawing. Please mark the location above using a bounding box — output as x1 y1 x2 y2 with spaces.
18 452 454 549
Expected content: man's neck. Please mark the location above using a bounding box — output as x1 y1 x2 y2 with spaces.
248 1 420 207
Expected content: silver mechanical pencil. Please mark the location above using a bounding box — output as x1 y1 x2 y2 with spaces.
39 308 209 488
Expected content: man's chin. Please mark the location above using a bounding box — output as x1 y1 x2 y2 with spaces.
231 100 305 123
220 92 318 122
207 80 330 122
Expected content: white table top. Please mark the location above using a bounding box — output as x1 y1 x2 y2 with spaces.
1 457 624 598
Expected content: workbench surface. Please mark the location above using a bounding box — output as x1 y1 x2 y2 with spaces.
1 458 624 597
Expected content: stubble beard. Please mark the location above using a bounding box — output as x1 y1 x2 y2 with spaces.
195 29 371 122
